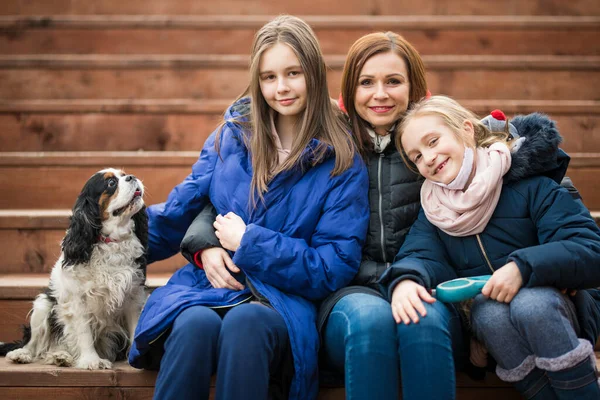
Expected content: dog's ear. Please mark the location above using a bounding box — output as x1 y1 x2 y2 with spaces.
62 194 102 268
133 205 148 277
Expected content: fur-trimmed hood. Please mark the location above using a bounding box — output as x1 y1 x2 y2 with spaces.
504 113 569 184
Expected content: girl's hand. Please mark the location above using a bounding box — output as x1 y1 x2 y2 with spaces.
200 247 244 291
213 212 246 252
481 261 523 303
391 280 436 325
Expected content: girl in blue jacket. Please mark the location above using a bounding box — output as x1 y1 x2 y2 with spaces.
380 95 600 399
128 15 369 400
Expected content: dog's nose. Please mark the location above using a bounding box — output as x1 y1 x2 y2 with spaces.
125 175 135 182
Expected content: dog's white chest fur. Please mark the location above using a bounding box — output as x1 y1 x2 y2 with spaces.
52 238 145 317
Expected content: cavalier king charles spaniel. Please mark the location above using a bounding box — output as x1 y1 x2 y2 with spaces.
0 168 148 369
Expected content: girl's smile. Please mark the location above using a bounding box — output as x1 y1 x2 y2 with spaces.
434 158 449 175
278 98 298 106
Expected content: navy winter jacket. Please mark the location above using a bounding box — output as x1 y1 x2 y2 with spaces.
129 98 370 400
380 113 600 345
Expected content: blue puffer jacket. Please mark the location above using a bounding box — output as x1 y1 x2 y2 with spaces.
380 113 600 345
129 98 370 400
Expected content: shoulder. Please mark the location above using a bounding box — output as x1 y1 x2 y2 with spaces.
211 98 252 153
503 175 573 215
506 175 560 197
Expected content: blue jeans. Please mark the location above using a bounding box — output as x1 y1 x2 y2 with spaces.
152 303 290 400
471 287 600 400
323 292 465 400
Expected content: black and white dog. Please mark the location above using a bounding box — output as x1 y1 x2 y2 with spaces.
0 169 148 369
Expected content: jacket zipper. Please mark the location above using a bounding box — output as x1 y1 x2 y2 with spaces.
476 234 495 273
378 153 387 263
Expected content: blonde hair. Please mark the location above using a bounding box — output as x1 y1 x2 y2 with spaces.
396 95 512 170
341 31 428 158
217 15 354 206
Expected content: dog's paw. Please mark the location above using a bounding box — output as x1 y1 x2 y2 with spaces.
75 355 113 370
44 351 74 367
6 348 33 364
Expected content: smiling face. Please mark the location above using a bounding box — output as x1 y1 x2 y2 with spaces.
401 115 472 184
353 51 410 135
258 42 307 121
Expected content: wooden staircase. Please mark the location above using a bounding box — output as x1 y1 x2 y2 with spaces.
0 0 599 398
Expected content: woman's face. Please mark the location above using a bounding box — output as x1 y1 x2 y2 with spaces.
354 51 411 136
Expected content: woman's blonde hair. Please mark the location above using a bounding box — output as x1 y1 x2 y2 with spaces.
396 95 512 171
217 15 354 205
341 31 428 158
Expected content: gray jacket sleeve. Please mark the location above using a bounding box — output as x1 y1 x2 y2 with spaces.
180 202 220 265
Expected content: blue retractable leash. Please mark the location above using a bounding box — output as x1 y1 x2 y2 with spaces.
433 275 492 303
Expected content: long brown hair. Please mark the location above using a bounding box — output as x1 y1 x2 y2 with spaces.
217 15 355 206
341 32 428 158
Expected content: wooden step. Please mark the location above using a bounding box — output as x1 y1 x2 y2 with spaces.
0 55 598 100
0 99 598 153
1 0 598 16
1 16 598 56
0 210 185 274
1 152 599 210
0 358 526 400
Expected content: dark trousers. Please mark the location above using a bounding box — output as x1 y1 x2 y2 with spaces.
152 303 291 400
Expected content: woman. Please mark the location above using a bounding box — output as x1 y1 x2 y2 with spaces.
317 32 467 400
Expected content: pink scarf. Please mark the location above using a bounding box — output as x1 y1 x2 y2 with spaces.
421 143 512 237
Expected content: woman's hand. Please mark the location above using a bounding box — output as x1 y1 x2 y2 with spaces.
213 212 246 252
391 280 436 325
481 261 523 303
200 247 244 291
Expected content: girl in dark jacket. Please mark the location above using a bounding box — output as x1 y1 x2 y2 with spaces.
382 95 600 399
129 16 369 400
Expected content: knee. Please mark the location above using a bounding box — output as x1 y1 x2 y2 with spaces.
470 295 511 339
396 301 453 337
220 304 287 347
329 294 396 341
171 306 222 342
509 288 563 328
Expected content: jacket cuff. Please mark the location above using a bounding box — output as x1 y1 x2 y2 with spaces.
232 224 259 270
193 250 204 269
507 255 531 286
